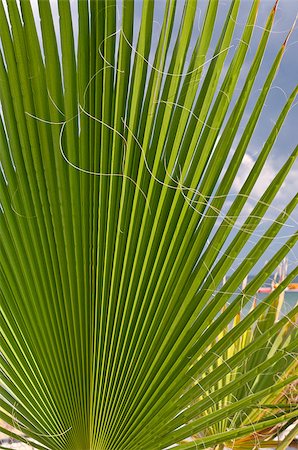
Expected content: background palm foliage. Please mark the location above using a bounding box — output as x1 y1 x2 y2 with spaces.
0 0 297 449
195 292 298 449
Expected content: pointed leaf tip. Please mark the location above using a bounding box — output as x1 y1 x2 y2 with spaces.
273 0 279 13
283 14 298 47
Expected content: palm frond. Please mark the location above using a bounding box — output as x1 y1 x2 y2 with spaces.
0 1 297 449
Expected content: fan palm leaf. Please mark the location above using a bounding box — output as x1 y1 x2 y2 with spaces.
0 1 297 449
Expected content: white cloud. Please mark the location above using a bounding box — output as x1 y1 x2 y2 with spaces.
232 153 277 199
276 165 298 202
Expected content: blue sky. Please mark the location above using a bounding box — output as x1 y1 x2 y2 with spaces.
146 0 298 274
131 0 298 274
217 0 298 274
